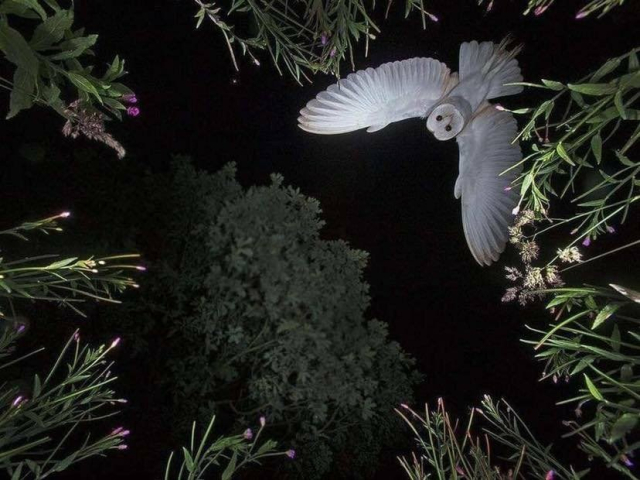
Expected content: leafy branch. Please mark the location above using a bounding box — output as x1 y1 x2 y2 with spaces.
0 213 142 317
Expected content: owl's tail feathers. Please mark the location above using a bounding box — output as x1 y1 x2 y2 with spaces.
459 37 523 100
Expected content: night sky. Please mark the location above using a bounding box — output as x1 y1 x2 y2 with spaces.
1 0 639 478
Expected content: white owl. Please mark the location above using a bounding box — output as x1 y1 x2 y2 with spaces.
298 39 524 266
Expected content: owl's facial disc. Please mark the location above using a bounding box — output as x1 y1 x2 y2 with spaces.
426 103 466 141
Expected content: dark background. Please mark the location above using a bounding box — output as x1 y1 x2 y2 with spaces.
1 0 639 478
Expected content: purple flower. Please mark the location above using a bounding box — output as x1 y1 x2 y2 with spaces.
127 107 140 117
320 34 328 46
329 48 337 58
427 12 439 22
110 337 121 349
607 225 616 234
136 265 147 271
545 471 555 480
575 10 588 19
12 396 23 407
122 94 138 104
286 449 296 459
259 416 266 427
622 454 634 467
16 324 26 334
243 428 253 440
582 237 591 247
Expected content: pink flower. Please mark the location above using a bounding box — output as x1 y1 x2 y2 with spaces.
320 34 328 46
427 12 438 22
111 427 123 435
545 471 555 480
127 107 140 117
582 237 591 247
534 5 549 16
12 396 23 407
122 94 138 104
575 10 588 19
59 211 71 218
244 428 253 440
329 48 337 58
136 265 147 271
259 416 266 427
110 337 121 349
117 444 128 450
16 324 26 334
607 225 616 234
286 449 296 459
486 0 493 12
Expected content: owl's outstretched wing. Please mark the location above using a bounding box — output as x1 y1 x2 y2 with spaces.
454 105 522 266
298 58 454 135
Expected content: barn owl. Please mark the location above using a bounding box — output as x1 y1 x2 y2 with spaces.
298 39 524 266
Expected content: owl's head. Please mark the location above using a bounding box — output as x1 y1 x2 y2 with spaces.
426 97 473 141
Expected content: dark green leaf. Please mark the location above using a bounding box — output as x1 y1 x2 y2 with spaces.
568 83 617 96
609 414 638 443
591 134 602 164
0 20 39 75
592 303 622 329
556 143 575 165
541 79 564 91
7 65 36 118
591 58 621 82
614 91 627 120
221 451 238 480
9 0 47 19
50 34 97 60
30 10 74 50
584 374 604 401
64 72 102 101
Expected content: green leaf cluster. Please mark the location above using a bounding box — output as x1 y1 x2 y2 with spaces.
0 0 133 120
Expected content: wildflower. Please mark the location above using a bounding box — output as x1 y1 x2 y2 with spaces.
512 205 520 216
73 331 80 342
260 416 266 427
243 428 253 440
523 267 545 290
545 266 563 287
495 104 505 111
508 225 523 244
545 471 555 480
136 265 147 271
505 266 522 282
59 211 71 218
110 337 121 349
16 323 26 334
519 240 539 263
127 106 140 117
575 10 588 19
486 0 494 12
607 225 616 234
320 33 328 46
501 287 518 303
122 94 138 104
427 12 438 22
286 449 296 459
111 427 123 435
253 58 260 66
557 246 582 263
534 5 549 15
621 454 634 467
456 465 466 477
400 403 409 410
117 444 128 450
62 100 126 159
12 396 24 407
582 237 591 247
515 209 535 227
329 48 337 58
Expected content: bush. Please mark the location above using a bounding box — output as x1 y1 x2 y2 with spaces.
112 157 421 478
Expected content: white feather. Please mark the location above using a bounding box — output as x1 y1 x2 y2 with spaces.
298 58 454 135
455 105 522 266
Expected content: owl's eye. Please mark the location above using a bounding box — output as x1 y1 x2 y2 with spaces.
445 125 452 132
436 115 443 121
